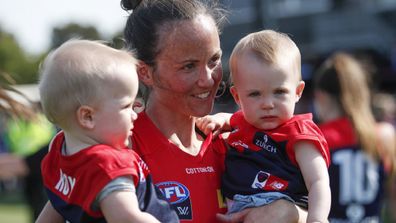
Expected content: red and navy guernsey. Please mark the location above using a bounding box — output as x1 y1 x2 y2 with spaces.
319 118 386 222
41 131 178 223
223 111 330 208
132 112 227 223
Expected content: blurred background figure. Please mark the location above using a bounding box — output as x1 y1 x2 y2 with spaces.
371 91 396 222
372 92 396 126
0 76 56 223
312 52 396 223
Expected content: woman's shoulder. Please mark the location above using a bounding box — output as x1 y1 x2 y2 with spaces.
376 121 396 173
377 121 396 139
376 121 396 153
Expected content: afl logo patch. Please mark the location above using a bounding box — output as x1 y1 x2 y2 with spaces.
156 181 190 204
156 181 193 220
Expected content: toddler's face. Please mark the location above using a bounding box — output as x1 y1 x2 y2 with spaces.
230 53 304 130
91 71 139 149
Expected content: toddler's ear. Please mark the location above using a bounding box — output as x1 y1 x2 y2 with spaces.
295 80 305 102
230 86 241 107
76 105 95 129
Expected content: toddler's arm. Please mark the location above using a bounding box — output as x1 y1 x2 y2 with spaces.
196 112 233 136
35 201 64 223
295 141 330 223
100 190 161 223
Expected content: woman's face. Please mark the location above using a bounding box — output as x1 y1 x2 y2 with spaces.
147 15 223 117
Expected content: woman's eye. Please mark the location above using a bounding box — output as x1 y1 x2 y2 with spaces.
183 63 195 70
209 56 220 68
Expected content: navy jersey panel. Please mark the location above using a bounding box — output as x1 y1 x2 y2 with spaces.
320 118 386 222
223 112 329 208
222 138 308 207
41 132 178 223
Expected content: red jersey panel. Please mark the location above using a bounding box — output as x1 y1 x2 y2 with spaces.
230 111 330 166
319 118 385 222
132 112 227 223
222 111 330 208
41 131 178 222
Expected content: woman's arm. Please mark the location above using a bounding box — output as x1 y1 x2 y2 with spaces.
217 199 307 223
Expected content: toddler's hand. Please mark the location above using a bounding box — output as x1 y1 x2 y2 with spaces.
196 112 232 136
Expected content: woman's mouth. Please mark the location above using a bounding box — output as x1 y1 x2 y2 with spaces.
194 91 210 99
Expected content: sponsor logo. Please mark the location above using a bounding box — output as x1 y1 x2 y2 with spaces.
252 171 270 189
251 171 288 191
177 206 190 216
253 132 277 153
230 140 249 152
185 166 214 174
55 169 76 197
156 181 192 220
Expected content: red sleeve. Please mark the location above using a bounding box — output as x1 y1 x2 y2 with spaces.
285 117 330 167
230 110 245 128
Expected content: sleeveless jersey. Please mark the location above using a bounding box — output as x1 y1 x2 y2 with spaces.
223 111 330 208
41 131 178 223
319 118 385 223
132 112 227 223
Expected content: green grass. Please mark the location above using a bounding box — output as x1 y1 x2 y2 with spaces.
0 203 31 223
0 187 31 223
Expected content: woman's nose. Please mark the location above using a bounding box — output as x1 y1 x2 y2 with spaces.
197 66 215 87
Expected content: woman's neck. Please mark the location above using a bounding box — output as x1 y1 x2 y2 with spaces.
145 102 203 156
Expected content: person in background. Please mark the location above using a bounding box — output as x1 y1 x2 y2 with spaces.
4 105 55 221
197 29 331 223
371 91 396 222
35 39 178 223
0 78 53 222
122 0 308 222
313 52 396 223
372 92 396 126
0 78 34 181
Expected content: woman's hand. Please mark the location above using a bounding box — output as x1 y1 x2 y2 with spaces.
217 199 307 223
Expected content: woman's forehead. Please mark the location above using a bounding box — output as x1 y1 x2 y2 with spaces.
158 16 218 45
156 16 220 60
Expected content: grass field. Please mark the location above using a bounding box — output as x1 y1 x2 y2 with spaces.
0 184 31 223
0 203 30 223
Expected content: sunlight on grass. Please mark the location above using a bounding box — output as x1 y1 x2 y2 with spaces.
0 203 31 223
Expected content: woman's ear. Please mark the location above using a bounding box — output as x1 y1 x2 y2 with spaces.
137 61 154 86
230 86 241 107
76 105 95 129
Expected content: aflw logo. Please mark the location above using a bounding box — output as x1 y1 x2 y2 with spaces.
55 169 76 196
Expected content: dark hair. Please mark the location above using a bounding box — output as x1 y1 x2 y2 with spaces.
121 0 227 66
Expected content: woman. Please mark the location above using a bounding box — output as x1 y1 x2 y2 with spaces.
122 0 307 222
313 52 396 222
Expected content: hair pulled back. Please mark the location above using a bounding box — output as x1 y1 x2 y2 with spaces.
121 0 227 66
314 52 379 159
